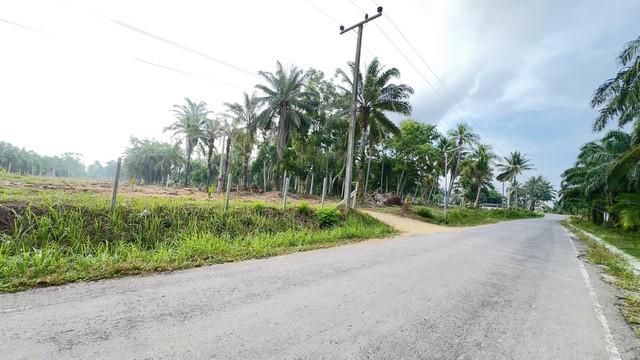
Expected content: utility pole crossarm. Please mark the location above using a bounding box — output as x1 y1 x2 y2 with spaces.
338 6 383 211
339 8 383 35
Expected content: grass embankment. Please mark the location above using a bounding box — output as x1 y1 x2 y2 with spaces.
563 218 640 336
410 206 543 226
567 218 640 259
0 191 395 292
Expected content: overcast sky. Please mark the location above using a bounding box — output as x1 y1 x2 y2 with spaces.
2 0 639 188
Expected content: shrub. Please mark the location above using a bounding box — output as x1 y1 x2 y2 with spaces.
385 196 402 206
295 201 313 216
415 206 433 219
316 207 341 228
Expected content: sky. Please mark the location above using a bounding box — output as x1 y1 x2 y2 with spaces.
1 0 639 189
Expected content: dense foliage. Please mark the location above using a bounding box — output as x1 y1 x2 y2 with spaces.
559 35 640 228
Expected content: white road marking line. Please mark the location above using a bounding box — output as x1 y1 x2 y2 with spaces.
564 228 622 360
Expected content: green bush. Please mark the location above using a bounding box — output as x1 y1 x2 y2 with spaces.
295 201 313 216
316 207 341 228
415 206 434 219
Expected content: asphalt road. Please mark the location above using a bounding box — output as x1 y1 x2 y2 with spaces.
2 215 639 359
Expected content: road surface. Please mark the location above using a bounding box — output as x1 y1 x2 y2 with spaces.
1 215 639 359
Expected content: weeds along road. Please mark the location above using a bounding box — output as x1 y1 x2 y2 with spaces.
2 215 639 359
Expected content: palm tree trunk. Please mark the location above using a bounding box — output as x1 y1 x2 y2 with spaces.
206 142 214 188
364 142 372 197
514 176 518 208
276 110 287 163
356 124 368 200
474 184 482 208
184 145 192 187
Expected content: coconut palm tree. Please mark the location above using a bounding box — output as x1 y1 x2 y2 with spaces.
461 144 496 207
224 92 261 187
255 62 309 166
497 151 534 207
592 35 640 132
336 58 414 194
165 98 209 186
446 123 480 195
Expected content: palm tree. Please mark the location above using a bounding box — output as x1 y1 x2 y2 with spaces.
522 176 555 211
560 129 635 222
461 144 495 207
224 92 261 187
255 62 309 166
199 117 223 189
592 35 640 131
336 58 414 195
165 98 209 186
446 123 480 195
497 151 534 207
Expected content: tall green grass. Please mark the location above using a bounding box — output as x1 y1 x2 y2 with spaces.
0 194 394 292
412 206 543 226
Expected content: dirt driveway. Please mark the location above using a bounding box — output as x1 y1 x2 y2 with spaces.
361 210 458 235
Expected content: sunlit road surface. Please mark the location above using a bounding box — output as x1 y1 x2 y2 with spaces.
2 215 639 359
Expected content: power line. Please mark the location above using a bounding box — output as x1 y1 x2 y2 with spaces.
132 58 239 89
0 18 42 33
366 0 502 148
304 0 375 59
109 18 257 78
347 2 465 125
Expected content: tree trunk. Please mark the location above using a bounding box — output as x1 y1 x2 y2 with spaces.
356 122 368 200
364 142 372 198
474 183 482 208
276 109 287 163
184 146 192 187
222 137 232 191
206 142 214 188
217 136 226 194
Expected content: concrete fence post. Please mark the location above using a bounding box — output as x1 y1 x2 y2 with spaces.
110 158 122 213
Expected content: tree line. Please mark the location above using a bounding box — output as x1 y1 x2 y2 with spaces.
1 57 554 209
559 35 640 227
122 57 552 209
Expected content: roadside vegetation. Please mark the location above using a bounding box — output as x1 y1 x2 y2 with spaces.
563 219 640 336
568 218 640 259
412 206 542 226
558 35 640 231
0 186 394 293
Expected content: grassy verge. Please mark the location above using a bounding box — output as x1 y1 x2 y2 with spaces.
562 218 640 336
411 206 543 226
0 193 395 292
567 218 640 259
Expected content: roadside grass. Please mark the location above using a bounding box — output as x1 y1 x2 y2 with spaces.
567 218 640 259
562 218 640 336
411 206 543 226
0 192 395 292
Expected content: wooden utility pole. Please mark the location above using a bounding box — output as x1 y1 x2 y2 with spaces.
339 6 383 211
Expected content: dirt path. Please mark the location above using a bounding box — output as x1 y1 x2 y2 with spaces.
362 210 458 235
